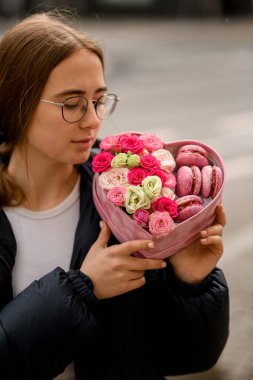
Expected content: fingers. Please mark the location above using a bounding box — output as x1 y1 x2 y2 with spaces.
96 222 155 254
215 204 226 227
109 240 166 270
200 204 225 240
200 213 224 256
93 221 111 249
128 270 145 279
200 234 223 253
129 256 167 271
200 224 223 238
91 221 166 271
199 206 225 255
110 239 154 256
129 276 146 288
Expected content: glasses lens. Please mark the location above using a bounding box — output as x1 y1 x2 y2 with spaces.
96 94 117 120
63 97 87 123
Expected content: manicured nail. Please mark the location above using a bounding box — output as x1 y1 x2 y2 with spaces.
99 221 103 229
161 261 167 268
147 242 154 248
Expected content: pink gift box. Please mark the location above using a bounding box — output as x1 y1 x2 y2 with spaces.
92 137 225 259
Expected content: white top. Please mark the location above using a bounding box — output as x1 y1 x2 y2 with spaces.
4 177 80 296
3 177 81 380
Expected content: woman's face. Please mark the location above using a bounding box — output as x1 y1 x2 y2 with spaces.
26 48 105 166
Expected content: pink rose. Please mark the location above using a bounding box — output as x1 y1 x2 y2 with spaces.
161 187 175 199
118 133 131 140
140 154 160 170
114 143 122 153
133 209 150 227
107 186 126 206
149 211 175 238
139 133 164 152
99 168 130 191
92 151 114 173
151 149 176 172
164 172 176 189
141 148 150 156
149 168 167 186
151 197 178 219
99 135 120 151
120 135 144 154
127 168 149 185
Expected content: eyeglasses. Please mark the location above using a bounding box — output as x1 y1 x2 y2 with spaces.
40 94 119 123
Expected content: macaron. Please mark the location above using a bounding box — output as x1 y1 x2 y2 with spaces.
176 165 201 197
175 144 209 168
175 195 204 222
201 165 223 198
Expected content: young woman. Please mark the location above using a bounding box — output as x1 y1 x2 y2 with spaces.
0 12 229 380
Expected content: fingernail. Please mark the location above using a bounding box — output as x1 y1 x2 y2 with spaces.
200 230 207 237
161 261 167 268
99 221 103 229
147 241 154 248
201 238 207 244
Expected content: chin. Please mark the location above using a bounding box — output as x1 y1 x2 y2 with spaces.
72 152 91 165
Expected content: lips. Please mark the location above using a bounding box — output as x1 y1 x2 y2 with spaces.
72 137 94 149
72 137 93 144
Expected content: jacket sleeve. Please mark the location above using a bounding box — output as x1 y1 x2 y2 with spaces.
0 250 13 310
0 210 17 310
138 265 229 376
0 267 98 380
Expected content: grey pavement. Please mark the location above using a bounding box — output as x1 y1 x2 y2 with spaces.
1 14 253 380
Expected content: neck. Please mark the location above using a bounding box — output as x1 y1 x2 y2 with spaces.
8 148 79 211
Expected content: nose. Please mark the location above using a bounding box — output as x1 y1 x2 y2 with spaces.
79 102 101 130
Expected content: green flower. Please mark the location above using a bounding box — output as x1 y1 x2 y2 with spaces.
111 153 128 167
125 185 151 214
127 154 140 167
142 175 162 199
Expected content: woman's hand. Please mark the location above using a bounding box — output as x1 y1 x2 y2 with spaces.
168 205 226 284
80 222 167 299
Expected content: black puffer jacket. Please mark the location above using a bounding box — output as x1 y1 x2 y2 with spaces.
0 160 229 380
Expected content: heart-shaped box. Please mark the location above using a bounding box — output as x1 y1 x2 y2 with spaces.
92 138 225 259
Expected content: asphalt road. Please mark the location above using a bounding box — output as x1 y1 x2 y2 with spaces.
94 16 253 380
1 14 253 380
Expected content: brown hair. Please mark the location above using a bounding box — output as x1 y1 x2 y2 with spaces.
0 11 104 207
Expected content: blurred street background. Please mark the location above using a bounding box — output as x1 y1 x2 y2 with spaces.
1 1 253 380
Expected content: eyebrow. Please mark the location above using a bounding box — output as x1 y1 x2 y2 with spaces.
54 86 108 98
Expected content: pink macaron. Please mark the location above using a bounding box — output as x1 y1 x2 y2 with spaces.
175 195 204 222
175 144 209 168
176 165 201 197
201 165 223 198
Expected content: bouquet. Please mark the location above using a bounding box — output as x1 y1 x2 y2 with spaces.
92 132 225 258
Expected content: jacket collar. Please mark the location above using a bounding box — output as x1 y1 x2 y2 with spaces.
0 208 17 273
0 159 101 273
70 161 101 269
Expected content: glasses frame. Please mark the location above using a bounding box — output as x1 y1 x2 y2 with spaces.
40 93 119 123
